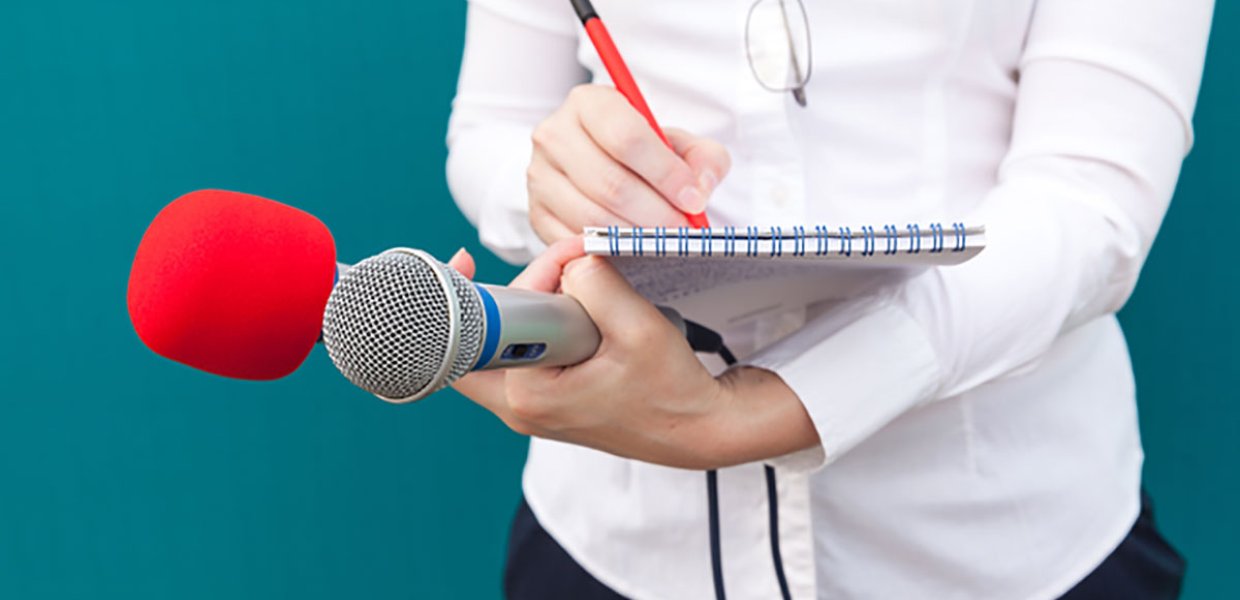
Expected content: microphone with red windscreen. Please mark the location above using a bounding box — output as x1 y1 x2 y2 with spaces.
127 189 610 402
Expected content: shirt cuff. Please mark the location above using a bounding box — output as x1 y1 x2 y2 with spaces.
744 299 942 473
475 135 547 265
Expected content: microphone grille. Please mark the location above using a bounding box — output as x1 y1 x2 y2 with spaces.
446 264 485 383
322 250 483 402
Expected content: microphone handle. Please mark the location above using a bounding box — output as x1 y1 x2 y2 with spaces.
473 285 600 370
472 284 684 371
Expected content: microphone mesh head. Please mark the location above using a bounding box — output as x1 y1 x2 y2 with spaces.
321 250 483 402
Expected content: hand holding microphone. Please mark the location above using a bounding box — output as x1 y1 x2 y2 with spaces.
346 245 783 470
446 241 745 470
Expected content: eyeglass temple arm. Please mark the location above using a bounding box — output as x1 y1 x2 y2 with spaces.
775 0 809 106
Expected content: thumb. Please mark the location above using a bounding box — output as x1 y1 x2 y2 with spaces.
447 247 476 280
509 236 585 293
665 128 732 200
558 256 666 339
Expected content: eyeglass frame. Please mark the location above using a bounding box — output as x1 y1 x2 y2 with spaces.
744 0 813 107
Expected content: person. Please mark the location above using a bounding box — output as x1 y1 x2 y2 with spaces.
443 0 1213 598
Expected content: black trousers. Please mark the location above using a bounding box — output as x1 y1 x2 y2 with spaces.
503 492 1185 599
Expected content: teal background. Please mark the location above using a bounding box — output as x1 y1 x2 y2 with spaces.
0 1 1234 598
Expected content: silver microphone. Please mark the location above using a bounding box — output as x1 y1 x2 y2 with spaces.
322 248 654 404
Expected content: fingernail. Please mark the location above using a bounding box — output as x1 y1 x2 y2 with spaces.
451 247 467 262
677 185 705 213
698 170 718 196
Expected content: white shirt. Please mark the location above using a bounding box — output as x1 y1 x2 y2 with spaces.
445 1 1213 598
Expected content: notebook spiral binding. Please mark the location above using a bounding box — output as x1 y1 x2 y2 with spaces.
603 223 970 258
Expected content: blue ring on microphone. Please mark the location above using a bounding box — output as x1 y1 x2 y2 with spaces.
473 284 502 369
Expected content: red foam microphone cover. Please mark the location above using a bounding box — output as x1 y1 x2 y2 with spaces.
127 190 337 380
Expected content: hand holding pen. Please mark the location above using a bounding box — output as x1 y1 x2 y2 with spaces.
522 0 727 245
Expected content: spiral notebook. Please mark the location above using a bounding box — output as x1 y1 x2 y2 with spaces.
583 222 987 329
585 223 984 263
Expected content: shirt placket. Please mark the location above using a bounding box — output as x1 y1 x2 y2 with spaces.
731 7 817 594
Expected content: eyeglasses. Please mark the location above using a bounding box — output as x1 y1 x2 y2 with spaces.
745 0 812 107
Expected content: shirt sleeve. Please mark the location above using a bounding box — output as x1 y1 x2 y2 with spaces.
747 0 1215 471
446 0 588 265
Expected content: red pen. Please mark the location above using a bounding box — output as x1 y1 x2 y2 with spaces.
570 0 711 229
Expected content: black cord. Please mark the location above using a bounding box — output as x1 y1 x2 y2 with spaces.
766 465 792 600
706 468 726 600
683 319 725 355
688 318 790 600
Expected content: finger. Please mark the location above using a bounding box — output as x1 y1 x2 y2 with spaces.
447 248 476 280
451 370 507 413
665 128 732 198
538 115 688 227
529 201 579 246
510 236 586 293
572 86 704 213
527 154 635 231
451 371 541 438
558 255 668 341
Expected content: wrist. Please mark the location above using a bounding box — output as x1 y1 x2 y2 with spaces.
707 366 820 468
